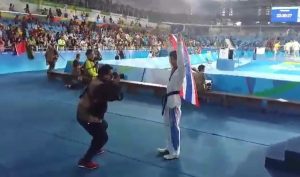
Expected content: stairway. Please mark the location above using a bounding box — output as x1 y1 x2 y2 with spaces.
265 137 300 174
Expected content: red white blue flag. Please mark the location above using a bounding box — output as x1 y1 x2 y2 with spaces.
169 34 200 107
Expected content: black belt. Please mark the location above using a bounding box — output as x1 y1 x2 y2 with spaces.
161 91 180 115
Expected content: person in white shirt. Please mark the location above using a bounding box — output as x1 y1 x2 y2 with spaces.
158 33 185 160
292 40 300 58
148 51 153 58
80 40 87 51
284 42 291 57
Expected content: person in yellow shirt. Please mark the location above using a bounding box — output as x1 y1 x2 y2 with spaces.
57 36 66 50
273 41 280 60
83 49 98 80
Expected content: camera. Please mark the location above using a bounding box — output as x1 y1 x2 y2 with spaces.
205 80 212 91
112 72 125 79
112 72 119 79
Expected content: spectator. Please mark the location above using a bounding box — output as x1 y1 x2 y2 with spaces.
114 51 119 60
45 43 58 71
48 8 53 21
0 25 3 38
66 53 83 89
64 11 68 18
57 36 66 50
0 37 4 52
118 49 125 59
148 51 153 58
24 4 30 14
9 4 14 11
94 48 102 62
56 8 62 17
83 49 98 80
27 36 37 51
73 54 81 75
193 65 206 96
80 39 88 51
41 8 47 15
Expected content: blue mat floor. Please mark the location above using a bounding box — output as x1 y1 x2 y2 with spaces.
1 72 300 177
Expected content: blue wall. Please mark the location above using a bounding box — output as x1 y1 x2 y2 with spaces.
0 50 149 74
205 73 300 102
0 52 76 74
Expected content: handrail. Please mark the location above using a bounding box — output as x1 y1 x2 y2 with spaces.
0 46 152 52
0 10 48 18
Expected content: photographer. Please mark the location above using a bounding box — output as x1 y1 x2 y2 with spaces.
77 64 123 170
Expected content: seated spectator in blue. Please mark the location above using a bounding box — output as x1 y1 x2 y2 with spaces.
148 51 153 58
119 49 125 59
66 53 82 88
115 51 120 60
66 53 83 89
115 49 125 60
72 53 82 76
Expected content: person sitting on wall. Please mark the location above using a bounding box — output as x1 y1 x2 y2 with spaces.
148 51 153 58
114 51 119 60
45 43 58 72
192 65 207 96
115 49 125 60
66 53 83 89
118 49 125 59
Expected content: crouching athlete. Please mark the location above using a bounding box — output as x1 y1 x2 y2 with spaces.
76 64 123 170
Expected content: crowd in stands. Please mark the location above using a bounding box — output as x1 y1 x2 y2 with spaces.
196 34 300 53
0 9 169 55
1 3 205 56
3 2 300 57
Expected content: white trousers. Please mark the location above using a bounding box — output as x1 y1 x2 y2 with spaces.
163 106 181 155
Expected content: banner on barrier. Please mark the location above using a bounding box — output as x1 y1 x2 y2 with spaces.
219 48 229 59
256 47 266 55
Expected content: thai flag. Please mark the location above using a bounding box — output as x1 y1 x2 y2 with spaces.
169 34 200 107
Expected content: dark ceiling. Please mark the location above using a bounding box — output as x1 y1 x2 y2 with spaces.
111 0 300 17
79 0 300 24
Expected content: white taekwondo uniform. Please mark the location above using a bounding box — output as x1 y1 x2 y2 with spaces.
162 40 185 156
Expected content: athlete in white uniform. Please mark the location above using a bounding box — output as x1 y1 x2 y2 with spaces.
158 34 185 160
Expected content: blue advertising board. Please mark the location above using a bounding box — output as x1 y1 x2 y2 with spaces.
271 7 300 23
